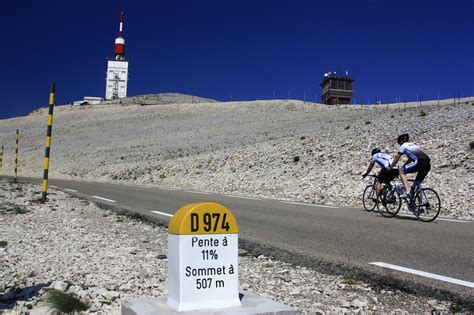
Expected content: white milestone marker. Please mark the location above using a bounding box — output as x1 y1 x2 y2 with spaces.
167 202 241 312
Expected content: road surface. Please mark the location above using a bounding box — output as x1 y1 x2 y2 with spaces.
10 176 474 305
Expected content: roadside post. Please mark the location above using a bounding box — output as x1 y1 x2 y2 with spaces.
41 83 56 202
0 145 3 174
167 202 241 312
14 130 19 183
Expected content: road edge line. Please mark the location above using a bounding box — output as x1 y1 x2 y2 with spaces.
369 262 474 288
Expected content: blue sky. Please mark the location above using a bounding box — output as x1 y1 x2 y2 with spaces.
1 0 473 119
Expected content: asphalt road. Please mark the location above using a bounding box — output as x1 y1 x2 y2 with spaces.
11 176 474 303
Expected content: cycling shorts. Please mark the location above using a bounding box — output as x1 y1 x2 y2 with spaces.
402 159 431 174
403 159 431 184
377 168 399 184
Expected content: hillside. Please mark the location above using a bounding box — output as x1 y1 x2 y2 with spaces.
99 93 217 105
0 97 472 218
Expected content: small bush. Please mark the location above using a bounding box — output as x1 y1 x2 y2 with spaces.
293 156 300 163
238 250 251 257
45 290 89 313
0 241 7 247
12 207 29 214
469 141 474 150
449 301 463 313
364 121 371 125
344 275 360 285
344 125 350 130
420 110 427 117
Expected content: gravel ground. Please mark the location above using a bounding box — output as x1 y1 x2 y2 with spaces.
0 97 472 219
0 181 464 314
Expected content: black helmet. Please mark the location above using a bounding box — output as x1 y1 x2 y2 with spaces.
397 133 409 145
371 148 381 156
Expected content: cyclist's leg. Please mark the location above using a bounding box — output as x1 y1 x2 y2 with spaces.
403 161 418 191
414 160 431 186
413 160 431 203
375 181 382 197
400 163 414 195
375 170 385 198
401 161 419 208
387 168 399 183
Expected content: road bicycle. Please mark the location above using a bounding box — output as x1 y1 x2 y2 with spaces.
362 174 394 212
377 176 441 222
362 175 380 212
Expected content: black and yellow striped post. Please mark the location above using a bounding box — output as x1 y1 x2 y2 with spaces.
41 83 56 203
14 130 19 183
0 145 3 174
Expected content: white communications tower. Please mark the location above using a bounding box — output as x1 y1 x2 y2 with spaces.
105 12 128 100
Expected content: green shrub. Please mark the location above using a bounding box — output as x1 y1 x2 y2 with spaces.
344 275 360 285
45 290 89 313
12 207 29 214
0 241 7 247
449 302 462 313
238 250 251 257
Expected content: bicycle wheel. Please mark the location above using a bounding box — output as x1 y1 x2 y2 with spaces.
414 188 441 222
377 186 401 217
363 185 377 211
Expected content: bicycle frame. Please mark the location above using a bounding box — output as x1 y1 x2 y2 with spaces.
369 173 440 222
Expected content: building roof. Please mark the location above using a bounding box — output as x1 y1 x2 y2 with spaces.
321 74 354 86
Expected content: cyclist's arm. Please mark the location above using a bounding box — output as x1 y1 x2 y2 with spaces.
362 162 375 176
390 153 402 169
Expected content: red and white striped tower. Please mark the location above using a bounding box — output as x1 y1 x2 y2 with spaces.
106 12 129 99
114 12 125 60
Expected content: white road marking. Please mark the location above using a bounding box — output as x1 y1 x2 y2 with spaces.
92 196 116 203
158 187 178 191
435 218 470 223
281 201 337 208
186 191 212 195
396 213 470 223
49 185 57 188
151 210 173 218
369 262 474 288
64 189 77 192
224 195 260 200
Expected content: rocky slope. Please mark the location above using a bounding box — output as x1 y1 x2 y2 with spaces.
100 93 217 105
0 97 472 218
0 181 459 313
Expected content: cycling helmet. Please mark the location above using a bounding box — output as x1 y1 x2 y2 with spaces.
371 148 381 156
397 133 409 145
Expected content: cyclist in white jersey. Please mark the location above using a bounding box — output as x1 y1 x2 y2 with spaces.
390 133 431 199
362 148 399 200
